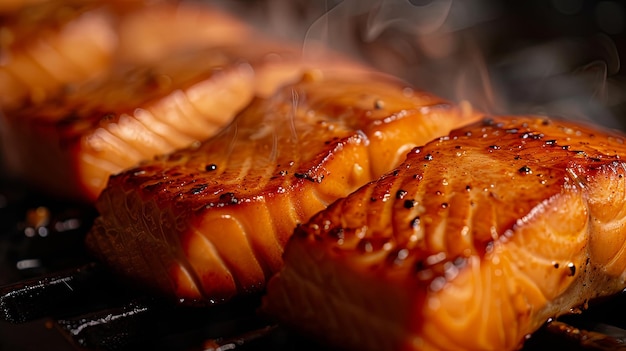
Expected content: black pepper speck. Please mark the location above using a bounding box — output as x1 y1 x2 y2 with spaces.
567 262 576 276
410 216 420 228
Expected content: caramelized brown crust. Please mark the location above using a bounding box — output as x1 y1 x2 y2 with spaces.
263 116 626 351
0 1 374 202
86 71 479 302
0 46 270 201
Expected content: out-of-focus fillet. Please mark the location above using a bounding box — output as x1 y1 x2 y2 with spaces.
86 71 480 303
262 116 626 351
0 0 48 13
1 41 361 202
0 1 251 110
0 1 118 109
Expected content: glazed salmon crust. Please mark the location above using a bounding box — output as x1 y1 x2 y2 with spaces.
262 116 626 351
86 71 480 303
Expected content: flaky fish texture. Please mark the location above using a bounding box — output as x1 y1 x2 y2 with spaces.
86 71 479 303
0 1 369 202
262 116 626 351
1 42 356 202
0 1 251 110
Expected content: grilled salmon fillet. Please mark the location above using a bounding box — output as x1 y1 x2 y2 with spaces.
0 0 118 110
262 115 626 351
1 41 364 202
0 1 251 110
86 71 480 303
0 0 371 202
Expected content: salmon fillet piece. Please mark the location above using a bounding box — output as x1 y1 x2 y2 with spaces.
0 1 369 202
0 1 119 109
262 115 626 351
0 1 251 110
86 71 480 303
1 41 363 202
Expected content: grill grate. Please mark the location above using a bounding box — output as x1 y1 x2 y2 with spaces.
1 180 626 351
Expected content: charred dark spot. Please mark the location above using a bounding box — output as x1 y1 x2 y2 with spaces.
393 169 400 176
514 155 522 160
386 248 410 266
542 119 551 126
482 117 495 126
189 184 208 195
520 132 544 140
484 241 494 254
404 200 416 209
279 170 288 176
410 216 420 228
562 145 570 150
465 185 471 191
328 227 345 242
455 145 462 149
590 157 602 162
518 166 532 174
544 139 557 146
205 164 218 172
424 154 433 161
370 197 377 202
294 172 324 183
396 189 408 199
441 202 449 209
567 262 576 276
357 239 374 253
553 262 559 269
489 145 501 150
293 224 309 238
168 153 183 162
374 99 385 109
453 256 467 268
218 192 239 204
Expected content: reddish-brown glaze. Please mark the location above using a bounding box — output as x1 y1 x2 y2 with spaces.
0 2 369 202
0 1 252 110
86 71 480 303
263 116 626 351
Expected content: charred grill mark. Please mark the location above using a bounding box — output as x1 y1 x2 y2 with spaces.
294 172 324 183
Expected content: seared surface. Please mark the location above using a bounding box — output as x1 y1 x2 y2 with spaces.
87 71 479 303
263 116 626 351
0 1 365 202
1 42 345 202
0 1 251 110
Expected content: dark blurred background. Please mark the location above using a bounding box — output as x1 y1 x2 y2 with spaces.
224 0 626 129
